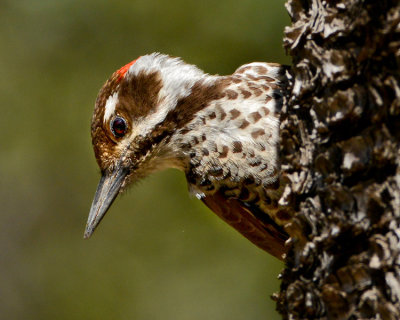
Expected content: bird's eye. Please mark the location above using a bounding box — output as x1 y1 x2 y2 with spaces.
111 117 127 138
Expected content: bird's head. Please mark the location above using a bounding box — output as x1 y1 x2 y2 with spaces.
85 53 219 238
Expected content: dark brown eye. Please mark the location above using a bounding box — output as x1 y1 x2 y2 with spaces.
111 117 127 138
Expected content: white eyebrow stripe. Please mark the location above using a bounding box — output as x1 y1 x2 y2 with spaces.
125 53 214 139
103 93 119 123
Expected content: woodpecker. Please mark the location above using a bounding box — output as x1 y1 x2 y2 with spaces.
85 53 290 259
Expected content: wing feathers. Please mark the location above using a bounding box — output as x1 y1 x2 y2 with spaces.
201 191 288 259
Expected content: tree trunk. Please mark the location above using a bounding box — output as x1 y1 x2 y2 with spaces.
276 0 400 319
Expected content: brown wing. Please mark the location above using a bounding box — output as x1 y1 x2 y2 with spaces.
201 190 288 260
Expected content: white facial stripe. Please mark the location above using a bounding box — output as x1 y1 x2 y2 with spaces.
124 53 215 141
118 96 178 154
103 92 119 123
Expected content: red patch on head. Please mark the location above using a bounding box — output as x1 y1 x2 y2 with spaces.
116 57 141 80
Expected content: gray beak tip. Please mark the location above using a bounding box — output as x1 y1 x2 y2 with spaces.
83 228 93 239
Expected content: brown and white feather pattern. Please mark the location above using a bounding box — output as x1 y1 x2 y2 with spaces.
90 53 290 258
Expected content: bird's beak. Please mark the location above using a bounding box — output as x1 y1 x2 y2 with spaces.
84 166 129 239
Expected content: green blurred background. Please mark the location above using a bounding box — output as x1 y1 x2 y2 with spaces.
0 1 290 319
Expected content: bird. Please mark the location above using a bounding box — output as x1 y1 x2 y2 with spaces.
85 53 291 259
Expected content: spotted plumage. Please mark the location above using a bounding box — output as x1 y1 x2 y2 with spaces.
86 53 290 259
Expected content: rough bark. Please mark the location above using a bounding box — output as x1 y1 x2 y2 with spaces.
276 0 400 319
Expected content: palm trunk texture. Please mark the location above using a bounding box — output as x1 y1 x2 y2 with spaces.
276 0 400 319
